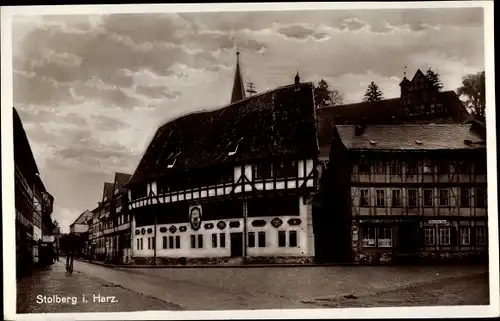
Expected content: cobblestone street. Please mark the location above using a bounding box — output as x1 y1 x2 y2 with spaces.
17 260 490 313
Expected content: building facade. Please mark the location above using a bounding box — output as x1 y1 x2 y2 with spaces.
14 107 55 277
324 124 487 263
126 55 318 265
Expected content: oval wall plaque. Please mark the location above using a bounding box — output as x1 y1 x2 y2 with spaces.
135 230 140 235
189 206 202 231
169 225 177 233
179 226 187 232
159 227 167 233
147 228 153 234
271 217 283 228
204 223 214 230
252 220 266 227
287 218 302 226
229 221 240 228
217 221 227 230
141 228 146 235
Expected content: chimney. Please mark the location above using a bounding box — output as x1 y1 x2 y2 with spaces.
294 71 300 90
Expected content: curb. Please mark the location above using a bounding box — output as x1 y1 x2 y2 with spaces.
75 259 488 269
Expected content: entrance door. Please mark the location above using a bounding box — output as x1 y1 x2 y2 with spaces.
398 223 419 254
230 233 243 257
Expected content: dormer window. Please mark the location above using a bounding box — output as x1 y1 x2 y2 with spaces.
369 140 377 145
415 140 423 145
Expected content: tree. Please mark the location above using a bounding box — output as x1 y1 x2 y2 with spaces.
363 81 384 103
314 79 344 108
425 68 443 92
457 71 486 120
53 220 59 228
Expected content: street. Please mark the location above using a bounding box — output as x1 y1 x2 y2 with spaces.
17 261 490 313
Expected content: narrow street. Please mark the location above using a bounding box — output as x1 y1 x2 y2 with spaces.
17 260 490 313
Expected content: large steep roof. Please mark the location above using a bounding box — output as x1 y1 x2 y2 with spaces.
128 82 318 185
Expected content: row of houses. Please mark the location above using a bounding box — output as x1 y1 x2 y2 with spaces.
70 53 488 265
14 108 58 277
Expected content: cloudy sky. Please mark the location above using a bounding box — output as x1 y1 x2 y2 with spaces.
11 6 484 233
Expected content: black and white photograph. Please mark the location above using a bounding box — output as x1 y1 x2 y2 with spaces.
2 2 498 320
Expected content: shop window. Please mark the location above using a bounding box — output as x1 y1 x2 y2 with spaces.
423 189 433 207
460 227 471 246
460 188 471 207
424 227 435 245
376 190 385 207
198 235 203 248
212 233 218 248
162 236 167 249
476 227 486 245
377 227 392 247
169 236 174 249
390 161 402 175
190 235 196 248
220 233 226 248
248 232 255 248
392 190 402 207
258 231 266 247
175 236 180 249
439 189 449 206
408 189 418 207
278 231 286 247
359 159 370 173
289 231 298 247
359 189 369 207
140 238 143 250
476 188 486 208
438 227 451 246
361 227 376 247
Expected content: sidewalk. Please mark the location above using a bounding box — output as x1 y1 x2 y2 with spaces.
16 261 182 313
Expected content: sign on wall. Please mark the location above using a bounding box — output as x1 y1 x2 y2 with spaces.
189 205 203 231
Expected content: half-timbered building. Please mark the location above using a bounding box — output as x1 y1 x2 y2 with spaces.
323 123 487 263
126 53 318 265
14 107 55 276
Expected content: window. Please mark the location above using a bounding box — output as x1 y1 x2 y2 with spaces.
137 238 140 250
274 160 298 178
190 235 196 248
423 189 433 207
359 159 370 173
359 189 369 207
408 189 418 207
460 188 471 207
458 161 470 174
406 161 418 175
475 160 487 174
220 233 226 248
423 160 433 174
439 227 451 246
198 235 203 248
376 190 385 207
212 234 218 248
148 237 151 250
476 227 486 245
248 232 255 248
437 161 449 175
289 231 298 247
424 228 435 245
258 231 266 247
392 190 401 207
278 231 286 247
162 236 167 249
390 161 402 175
439 189 449 206
476 188 486 208
361 227 376 247
152 237 155 250
254 163 272 180
175 236 180 249
140 238 143 250
378 227 392 247
460 227 471 245
375 161 386 174
169 236 174 249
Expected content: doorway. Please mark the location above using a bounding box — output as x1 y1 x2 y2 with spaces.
398 223 419 254
230 232 243 257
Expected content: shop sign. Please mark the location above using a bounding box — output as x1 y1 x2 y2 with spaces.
428 220 448 225
169 225 177 233
271 217 283 228
217 221 226 230
359 219 404 224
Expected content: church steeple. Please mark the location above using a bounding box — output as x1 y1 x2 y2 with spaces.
230 49 246 104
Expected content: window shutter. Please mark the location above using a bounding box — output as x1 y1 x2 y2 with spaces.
451 227 458 246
